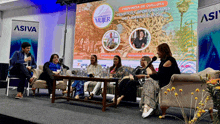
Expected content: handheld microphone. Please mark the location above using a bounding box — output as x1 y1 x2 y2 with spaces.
27 53 31 66
27 53 31 57
144 56 157 69
59 58 64 65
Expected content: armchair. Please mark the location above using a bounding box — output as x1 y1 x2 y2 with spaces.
30 65 71 95
159 68 220 119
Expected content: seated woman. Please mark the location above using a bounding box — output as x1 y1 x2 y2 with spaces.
39 54 69 98
71 55 102 99
109 55 124 79
84 55 103 99
138 43 180 118
112 56 156 105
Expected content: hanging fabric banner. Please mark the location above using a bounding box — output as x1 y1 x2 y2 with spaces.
198 4 220 71
9 20 39 63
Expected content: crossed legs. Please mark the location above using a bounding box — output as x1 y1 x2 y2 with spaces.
10 63 35 98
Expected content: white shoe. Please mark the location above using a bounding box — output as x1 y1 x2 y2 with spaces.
50 94 52 99
205 109 218 113
213 109 218 113
142 108 153 118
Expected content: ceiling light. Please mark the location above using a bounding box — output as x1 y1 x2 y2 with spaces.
0 0 19 5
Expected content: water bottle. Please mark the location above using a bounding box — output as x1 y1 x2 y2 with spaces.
106 66 110 78
102 67 106 78
96 66 100 78
82 65 87 77
79 66 83 77
60 65 63 75
84 65 88 77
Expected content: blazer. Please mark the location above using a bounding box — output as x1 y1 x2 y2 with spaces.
9 50 37 71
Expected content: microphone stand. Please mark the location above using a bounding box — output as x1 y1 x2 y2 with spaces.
56 1 73 64
62 1 69 64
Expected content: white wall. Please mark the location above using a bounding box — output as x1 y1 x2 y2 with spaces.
0 5 75 69
0 11 2 37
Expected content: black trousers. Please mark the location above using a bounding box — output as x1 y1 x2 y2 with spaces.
119 79 138 102
39 72 54 94
10 63 31 93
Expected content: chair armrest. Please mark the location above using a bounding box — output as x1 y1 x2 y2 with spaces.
159 74 212 109
170 74 203 83
161 74 204 91
31 69 42 79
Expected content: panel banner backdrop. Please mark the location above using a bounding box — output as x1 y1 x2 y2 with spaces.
10 20 39 63
198 3 220 72
74 0 198 73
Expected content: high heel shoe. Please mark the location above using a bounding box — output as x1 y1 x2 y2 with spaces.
111 98 115 103
63 87 75 96
117 97 123 105
88 94 93 100
112 96 123 105
85 93 94 100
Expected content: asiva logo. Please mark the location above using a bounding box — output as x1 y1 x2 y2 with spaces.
201 10 220 23
14 25 37 32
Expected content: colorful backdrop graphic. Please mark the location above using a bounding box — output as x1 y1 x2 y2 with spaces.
198 3 220 72
73 0 198 73
10 20 39 63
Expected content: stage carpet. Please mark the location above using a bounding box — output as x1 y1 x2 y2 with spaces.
0 88 212 124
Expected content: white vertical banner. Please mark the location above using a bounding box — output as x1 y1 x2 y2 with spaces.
10 20 39 63
198 3 220 71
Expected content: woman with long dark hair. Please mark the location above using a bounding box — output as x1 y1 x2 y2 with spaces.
112 56 156 105
39 54 69 98
71 55 102 99
83 55 103 99
132 30 148 49
109 55 124 78
139 43 180 118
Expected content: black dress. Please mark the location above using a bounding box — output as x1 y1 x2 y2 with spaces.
150 56 180 88
119 68 147 102
133 37 147 48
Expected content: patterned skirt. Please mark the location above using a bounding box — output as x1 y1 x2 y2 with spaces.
139 78 159 109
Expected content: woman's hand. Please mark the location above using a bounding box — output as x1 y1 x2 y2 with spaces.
129 74 134 80
141 43 145 47
53 71 60 75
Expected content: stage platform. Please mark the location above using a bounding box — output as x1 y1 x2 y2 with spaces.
0 88 212 124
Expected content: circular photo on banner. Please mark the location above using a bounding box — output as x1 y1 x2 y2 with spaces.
129 28 151 51
102 30 120 51
92 3 114 29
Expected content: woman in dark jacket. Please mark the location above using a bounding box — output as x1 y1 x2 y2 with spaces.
39 54 69 98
